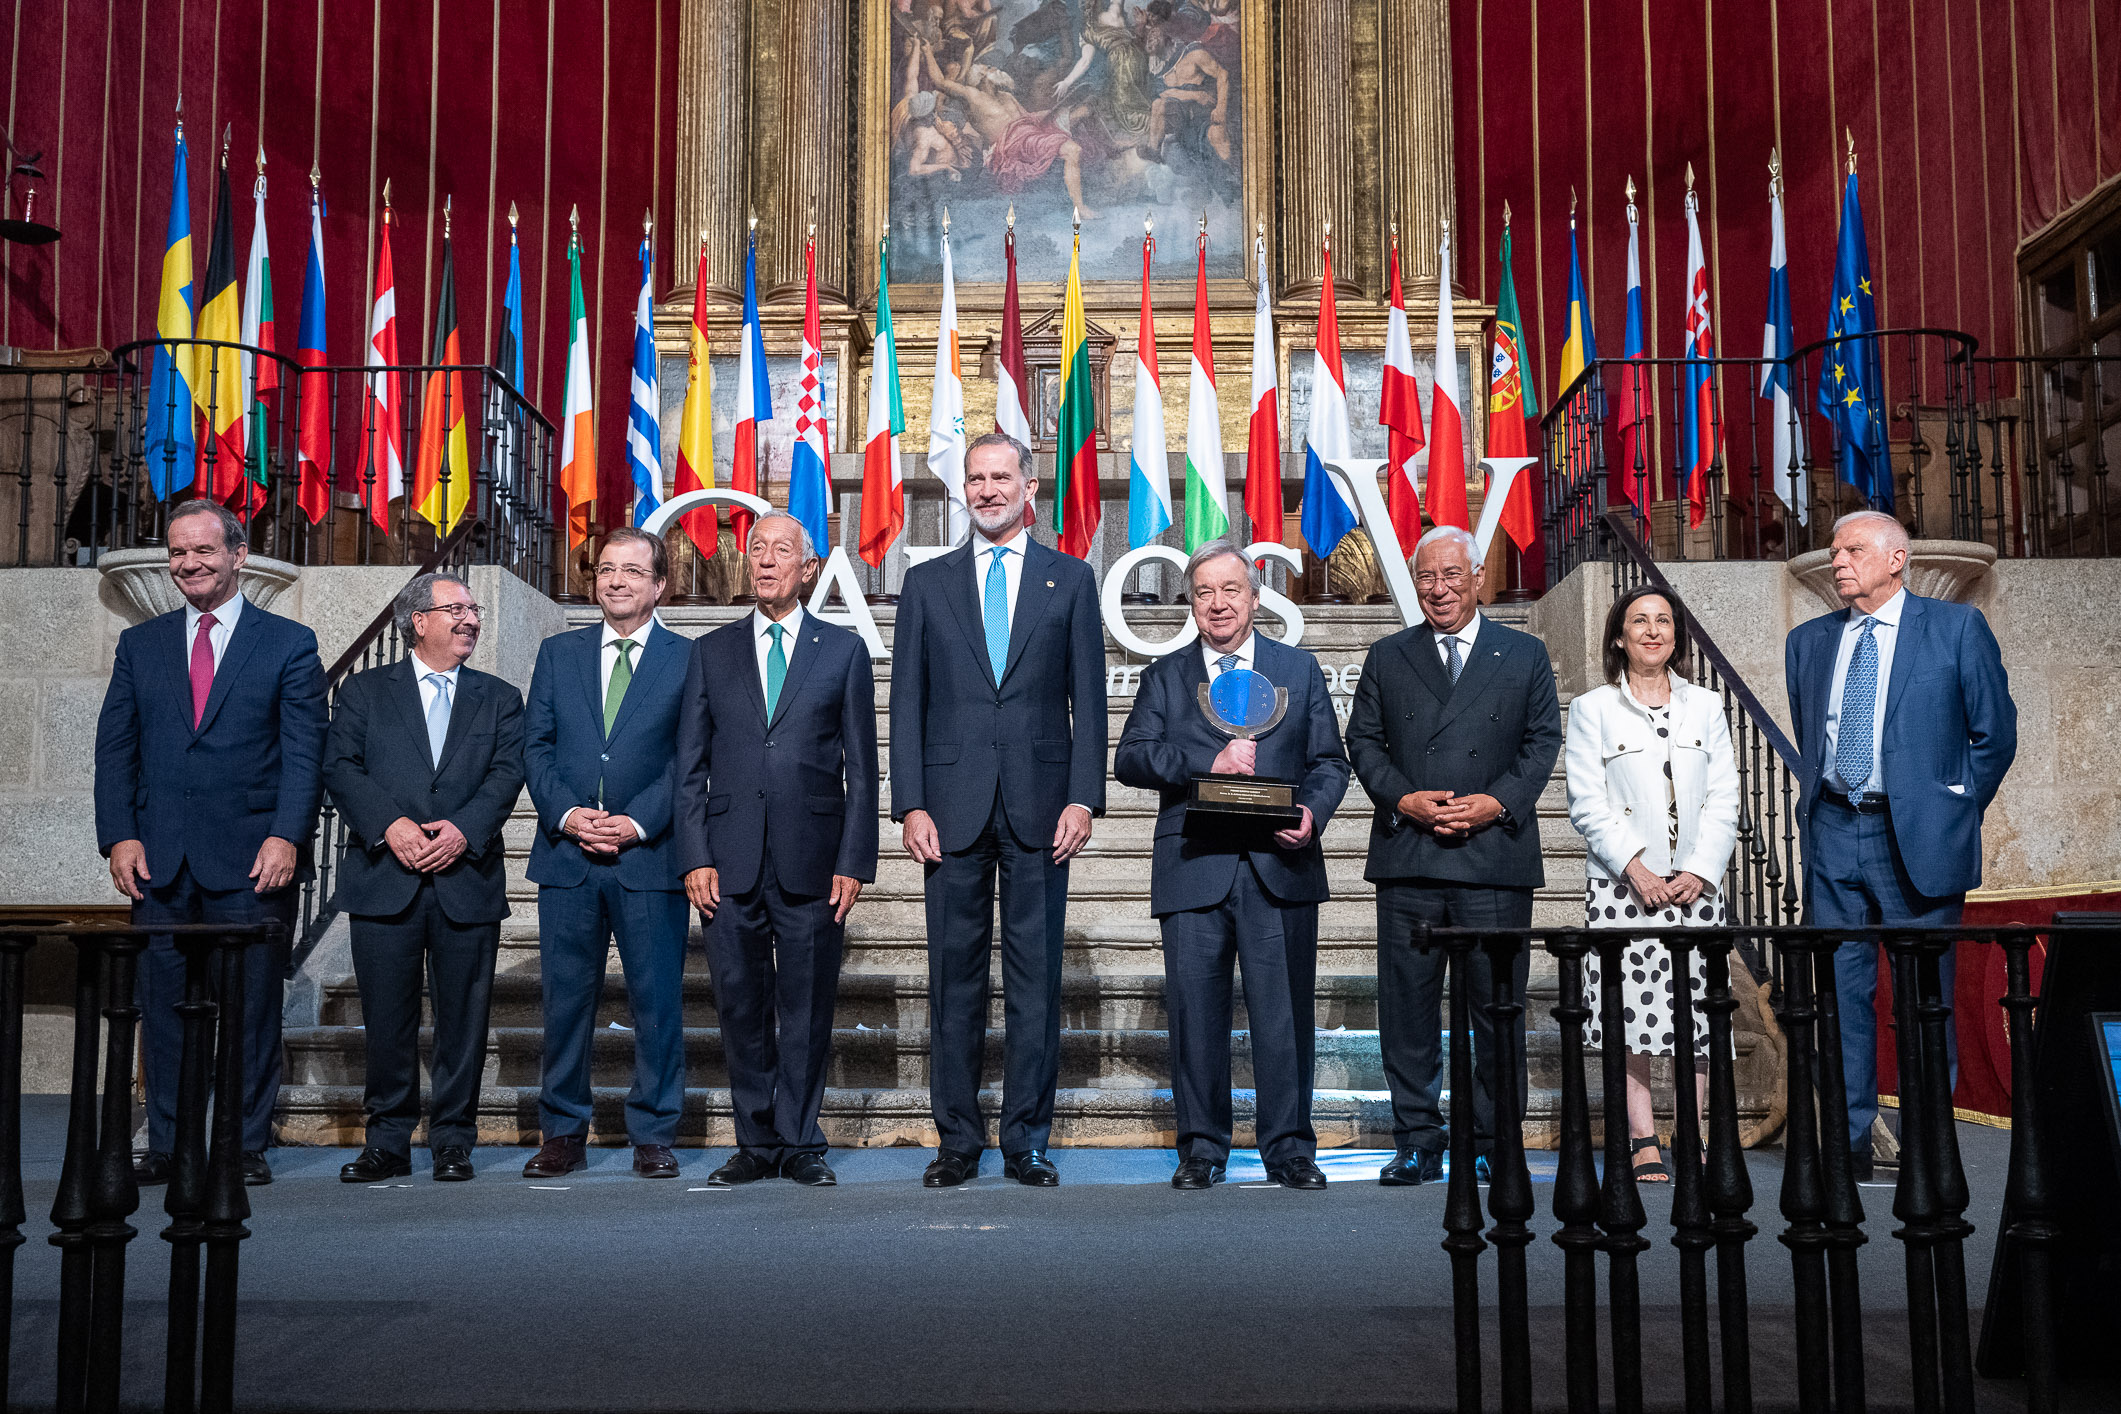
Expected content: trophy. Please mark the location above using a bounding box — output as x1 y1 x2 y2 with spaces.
1187 667 1306 831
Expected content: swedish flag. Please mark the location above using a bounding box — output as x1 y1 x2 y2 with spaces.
1818 171 1892 508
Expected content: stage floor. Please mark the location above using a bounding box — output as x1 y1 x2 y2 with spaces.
0 1101 2072 1412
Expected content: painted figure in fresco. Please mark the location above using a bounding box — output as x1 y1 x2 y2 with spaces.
919 39 1099 218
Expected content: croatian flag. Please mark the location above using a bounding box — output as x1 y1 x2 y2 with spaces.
626 227 663 527
730 227 771 550
788 232 832 557
1298 234 1357 558
1127 227 1172 547
1679 181 1718 529
1760 172 1807 522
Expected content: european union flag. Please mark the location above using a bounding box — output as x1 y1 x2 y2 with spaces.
1818 172 1892 508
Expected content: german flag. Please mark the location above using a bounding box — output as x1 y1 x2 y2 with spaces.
412 224 471 533
195 150 248 501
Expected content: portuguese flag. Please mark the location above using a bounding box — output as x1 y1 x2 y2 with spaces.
1486 225 1540 552
1054 232 1100 557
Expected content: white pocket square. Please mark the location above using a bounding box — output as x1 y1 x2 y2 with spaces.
1946 784 1967 795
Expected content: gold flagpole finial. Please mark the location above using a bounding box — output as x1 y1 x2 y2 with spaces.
881 221 890 243
1144 211 1153 237
1256 216 1265 239
1007 203 1016 232
1390 217 1399 251
309 159 320 190
1570 185 1578 219
508 199 519 233
1199 210 1207 247
568 203 579 241
698 227 708 252
1846 127 1858 175
1769 148 1783 195
1502 199 1512 226
1625 173 1637 206
747 209 757 235
444 193 452 240
220 123 231 166
382 177 393 209
256 141 267 178
642 206 652 239
1072 206 1081 236
1685 161 1696 190
941 204 951 234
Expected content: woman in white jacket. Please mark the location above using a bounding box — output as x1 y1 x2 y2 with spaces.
1565 585 1740 1182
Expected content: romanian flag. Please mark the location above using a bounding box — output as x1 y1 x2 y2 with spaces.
145 119 198 499
412 228 471 534
294 180 330 523
237 163 277 513
1380 236 1426 550
1054 231 1099 558
355 201 405 532
1483 222 1539 553
673 235 719 557
1243 232 1282 545
559 222 598 548
196 155 248 502
858 231 905 566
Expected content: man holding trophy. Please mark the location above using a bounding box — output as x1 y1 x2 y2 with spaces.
1115 540 1351 1190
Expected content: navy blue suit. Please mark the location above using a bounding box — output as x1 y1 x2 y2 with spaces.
523 619 692 1147
888 535 1107 1157
93 596 328 1154
675 609 878 1161
1786 589 2016 1148
1115 636 1351 1166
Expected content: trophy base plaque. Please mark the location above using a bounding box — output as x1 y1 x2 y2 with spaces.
1185 772 1306 831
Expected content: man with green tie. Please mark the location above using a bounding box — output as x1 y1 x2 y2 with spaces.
674 511 879 1186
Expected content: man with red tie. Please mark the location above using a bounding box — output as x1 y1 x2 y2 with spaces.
94 499 329 1187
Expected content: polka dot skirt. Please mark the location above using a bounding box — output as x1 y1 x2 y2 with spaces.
1580 873 1721 1058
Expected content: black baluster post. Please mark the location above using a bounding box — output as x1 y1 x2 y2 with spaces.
1811 934 1870 1414
84 935 145 1414
1777 934 1834 1414
1667 934 1715 1413
49 937 104 1414
200 935 256 1414
1595 934 1648 1414
1889 934 1944 1414
1484 932 1534 1414
1998 930 2058 1413
1550 935 1602 1414
1702 934 1756 1414
1916 936 1977 1414
0 929 31 1393
1439 932 1486 1414
162 937 219 1414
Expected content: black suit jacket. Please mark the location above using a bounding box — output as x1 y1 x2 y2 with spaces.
1114 635 1351 916
1344 615 1562 888
887 536 1108 853
673 609 880 897
322 657 526 925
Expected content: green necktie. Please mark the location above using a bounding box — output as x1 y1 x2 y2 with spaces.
603 638 636 736
765 622 787 720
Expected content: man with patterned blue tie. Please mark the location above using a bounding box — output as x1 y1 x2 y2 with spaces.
1785 510 2015 1180
890 432 1107 1188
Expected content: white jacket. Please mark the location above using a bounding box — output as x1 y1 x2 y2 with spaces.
1565 675 1741 892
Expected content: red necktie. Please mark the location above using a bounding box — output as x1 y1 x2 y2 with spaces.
190 611 218 727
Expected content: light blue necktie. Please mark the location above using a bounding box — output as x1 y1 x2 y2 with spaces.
1216 653 1237 675
424 672 452 768
983 546 1010 685
1835 617 1880 797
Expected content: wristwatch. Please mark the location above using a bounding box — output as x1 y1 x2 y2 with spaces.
1494 804 1514 827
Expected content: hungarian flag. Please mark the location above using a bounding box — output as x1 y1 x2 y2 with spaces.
145 119 198 500
355 199 405 532
927 221 967 547
1380 236 1426 549
731 226 769 550
673 235 719 556
196 154 248 502
1126 227 1171 548
1482 222 1539 553
1183 230 1229 551
1424 222 1470 531
294 178 330 523
1054 231 1099 558
1614 186 1653 509
412 228 471 534
236 162 276 514
788 233 832 559
998 221 1034 534
1298 234 1356 558
1244 231 1282 545
859 231 905 566
558 221 597 547
1679 179 1718 529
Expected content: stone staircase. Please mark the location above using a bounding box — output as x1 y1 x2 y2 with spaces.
276 602 1771 1150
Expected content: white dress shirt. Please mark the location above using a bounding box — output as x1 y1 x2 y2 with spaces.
599 618 658 698
1431 612 1483 672
1823 587 1904 796
1201 631 1256 678
413 658 462 721
751 605 804 702
970 529 1029 626
183 591 246 670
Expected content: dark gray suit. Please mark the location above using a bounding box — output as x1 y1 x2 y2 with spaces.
1115 635 1350 1166
1345 614 1562 1156
888 535 1107 1157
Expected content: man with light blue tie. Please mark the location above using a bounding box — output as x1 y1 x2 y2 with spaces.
1785 510 2015 1179
890 432 1107 1187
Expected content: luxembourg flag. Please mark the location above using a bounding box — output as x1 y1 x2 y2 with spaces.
1380 233 1426 549
788 232 832 557
1759 164 1807 522
1127 226 1172 547
1298 231 1357 558
1679 174 1718 529
626 222 662 527
1424 222 1470 531
730 225 770 550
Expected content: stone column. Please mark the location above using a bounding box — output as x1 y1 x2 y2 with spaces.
674 0 752 302
763 0 852 303
1380 0 1456 292
1276 0 1356 299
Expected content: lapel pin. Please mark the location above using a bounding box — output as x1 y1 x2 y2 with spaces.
1046 580 1055 588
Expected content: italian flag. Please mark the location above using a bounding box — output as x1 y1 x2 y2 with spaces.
1054 233 1099 558
558 228 597 548
1182 236 1228 550
858 233 905 566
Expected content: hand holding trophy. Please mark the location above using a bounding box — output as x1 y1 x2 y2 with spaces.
1188 666 1306 831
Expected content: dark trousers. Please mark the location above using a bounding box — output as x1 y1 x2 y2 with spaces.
924 797 1068 1156
1805 797 1963 1151
134 863 295 1154
1375 879 1534 1156
350 880 500 1155
702 851 844 1161
1161 859 1318 1167
536 870 690 1147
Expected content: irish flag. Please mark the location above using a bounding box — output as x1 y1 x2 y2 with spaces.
673 235 720 556
1055 230 1099 558
558 218 597 548
1424 222 1469 530
1127 226 1171 548
859 231 905 566
1183 231 1228 550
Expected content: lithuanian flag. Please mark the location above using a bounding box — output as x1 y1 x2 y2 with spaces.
412 226 471 533
1054 231 1099 558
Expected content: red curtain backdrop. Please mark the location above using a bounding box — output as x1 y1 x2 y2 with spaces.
0 0 680 527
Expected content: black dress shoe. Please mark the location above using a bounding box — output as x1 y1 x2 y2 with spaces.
707 1149 781 1186
1379 1148 1444 1186
784 1152 838 1187
1850 1151 1876 1184
1171 1157 1226 1189
922 1150 979 1188
1002 1149 1059 1186
133 1151 173 1186
339 1148 412 1183
431 1146 476 1182
1267 1156 1328 1190
240 1151 272 1186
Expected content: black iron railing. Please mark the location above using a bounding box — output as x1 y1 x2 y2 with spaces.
1 340 558 595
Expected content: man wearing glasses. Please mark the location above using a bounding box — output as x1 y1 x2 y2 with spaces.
521 528 693 1179
1344 526 1562 1187
323 573 525 1182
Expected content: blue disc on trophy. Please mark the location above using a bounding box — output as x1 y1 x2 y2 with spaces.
1208 668 1279 732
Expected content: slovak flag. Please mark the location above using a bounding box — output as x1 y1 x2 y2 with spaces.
1679 180 1719 529
1298 234 1357 558
730 226 771 551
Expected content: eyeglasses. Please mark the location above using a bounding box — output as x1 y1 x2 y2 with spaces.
594 563 656 582
416 601 485 622
1414 568 1470 589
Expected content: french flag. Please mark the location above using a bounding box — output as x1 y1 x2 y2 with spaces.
730 226 771 551
1423 222 1469 530
1298 233 1357 558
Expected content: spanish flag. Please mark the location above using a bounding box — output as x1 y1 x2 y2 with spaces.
672 235 719 556
412 225 471 533
196 153 248 502
1054 230 1099 558
558 219 598 548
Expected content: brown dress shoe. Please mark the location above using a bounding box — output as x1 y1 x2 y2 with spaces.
633 1144 680 1178
521 1135 589 1179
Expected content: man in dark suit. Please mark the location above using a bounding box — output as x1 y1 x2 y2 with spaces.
1115 540 1350 1190
521 527 691 1180
675 510 878 1187
890 432 1107 1187
323 572 525 1182
1346 525 1563 1185
1786 509 2015 1178
95 499 327 1187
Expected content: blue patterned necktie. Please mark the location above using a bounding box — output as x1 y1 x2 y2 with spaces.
1835 616 1880 797
1444 634 1464 684
1216 653 1237 675
424 673 452 768
983 545 1010 685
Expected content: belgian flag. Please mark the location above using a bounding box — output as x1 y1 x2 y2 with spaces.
195 151 248 502
412 229 471 534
